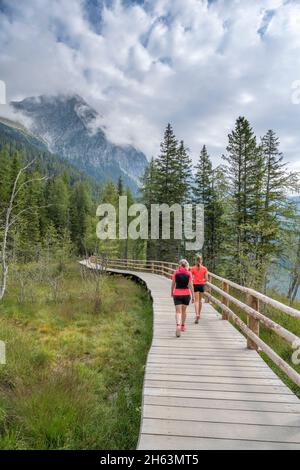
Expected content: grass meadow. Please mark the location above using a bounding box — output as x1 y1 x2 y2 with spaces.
0 262 152 449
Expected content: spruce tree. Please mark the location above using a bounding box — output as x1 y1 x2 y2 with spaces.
155 123 179 204
141 124 180 261
259 130 299 290
69 182 91 254
176 140 193 204
288 234 300 304
96 180 119 258
124 186 135 259
194 145 213 205
46 176 70 234
8 152 26 260
140 158 158 260
0 150 10 210
175 141 193 258
117 176 124 196
209 167 226 272
222 117 263 285
153 124 183 260
141 127 194 261
193 146 224 270
21 171 43 260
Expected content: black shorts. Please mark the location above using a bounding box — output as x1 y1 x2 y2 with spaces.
173 295 191 306
194 284 206 293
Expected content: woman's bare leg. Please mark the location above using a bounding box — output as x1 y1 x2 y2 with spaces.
198 293 204 318
175 305 182 325
175 305 182 336
182 305 188 326
194 292 200 321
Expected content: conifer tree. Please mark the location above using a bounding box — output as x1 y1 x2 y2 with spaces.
288 234 300 304
0 150 10 210
209 167 226 272
155 124 178 202
193 146 224 269
152 124 183 260
141 124 180 261
194 145 213 205
222 117 262 284
176 140 193 204
140 158 158 260
117 176 124 196
259 130 299 289
69 182 91 254
21 171 43 259
8 152 26 258
46 176 70 234
96 180 119 258
123 187 135 259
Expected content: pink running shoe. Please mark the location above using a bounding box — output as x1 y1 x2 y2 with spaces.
181 325 186 332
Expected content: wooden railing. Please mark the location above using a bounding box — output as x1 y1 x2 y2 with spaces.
88 256 300 388
89 256 178 278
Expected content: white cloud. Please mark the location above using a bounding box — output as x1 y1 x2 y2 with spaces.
0 0 300 171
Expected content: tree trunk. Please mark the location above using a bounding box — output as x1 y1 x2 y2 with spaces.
0 264 8 300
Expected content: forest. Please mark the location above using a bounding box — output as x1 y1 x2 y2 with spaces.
1 115 298 303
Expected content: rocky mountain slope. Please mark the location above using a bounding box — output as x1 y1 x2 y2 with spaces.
11 95 148 192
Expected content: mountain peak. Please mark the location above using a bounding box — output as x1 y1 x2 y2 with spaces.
10 94 147 192
12 93 99 123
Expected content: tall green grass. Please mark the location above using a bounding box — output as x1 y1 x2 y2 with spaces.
0 263 152 449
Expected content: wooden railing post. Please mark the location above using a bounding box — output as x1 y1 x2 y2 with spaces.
205 275 211 303
222 281 229 320
247 294 260 350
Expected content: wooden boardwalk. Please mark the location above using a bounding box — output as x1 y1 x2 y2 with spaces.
81 261 300 450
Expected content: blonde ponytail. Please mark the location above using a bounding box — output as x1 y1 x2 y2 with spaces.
196 254 202 270
179 259 189 270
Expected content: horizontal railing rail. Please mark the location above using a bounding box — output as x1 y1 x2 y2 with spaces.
209 271 300 319
87 256 300 388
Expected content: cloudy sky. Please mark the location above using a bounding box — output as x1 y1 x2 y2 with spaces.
0 0 300 170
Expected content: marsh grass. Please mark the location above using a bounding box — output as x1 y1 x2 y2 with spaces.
0 263 152 449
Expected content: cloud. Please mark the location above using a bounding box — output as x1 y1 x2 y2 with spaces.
0 0 300 171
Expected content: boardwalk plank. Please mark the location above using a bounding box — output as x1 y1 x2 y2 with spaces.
141 418 300 443
144 395 300 413
144 380 291 394
145 387 299 403
146 366 279 379
145 373 286 386
138 434 300 450
143 404 300 427
80 261 300 450
147 358 272 367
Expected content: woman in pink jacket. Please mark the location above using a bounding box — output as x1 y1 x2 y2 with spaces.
171 259 195 337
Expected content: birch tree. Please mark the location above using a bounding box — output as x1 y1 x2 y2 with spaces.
0 159 48 300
